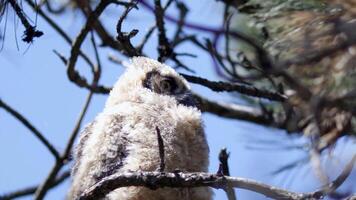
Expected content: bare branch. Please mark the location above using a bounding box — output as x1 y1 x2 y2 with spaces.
172 1 188 45
66 0 114 93
34 91 94 200
115 1 140 57
90 31 102 82
137 25 156 53
75 1 127 53
0 171 70 199
194 94 276 126
8 0 43 43
79 154 355 200
218 148 237 200
24 0 96 74
319 155 356 195
0 99 60 160
137 0 175 54
182 73 287 102
154 0 172 61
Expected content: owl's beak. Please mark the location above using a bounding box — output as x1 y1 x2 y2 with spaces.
176 91 197 108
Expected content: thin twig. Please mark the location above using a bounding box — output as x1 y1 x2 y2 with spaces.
90 31 102 82
108 54 124 65
319 155 356 195
24 0 96 73
172 1 188 46
8 0 43 42
137 25 155 53
138 0 180 53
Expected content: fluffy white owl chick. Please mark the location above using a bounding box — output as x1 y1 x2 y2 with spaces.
68 57 212 200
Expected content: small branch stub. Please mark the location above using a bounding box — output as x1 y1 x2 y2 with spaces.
155 127 165 172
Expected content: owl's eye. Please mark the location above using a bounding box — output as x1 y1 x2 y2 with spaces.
160 77 178 94
143 71 183 95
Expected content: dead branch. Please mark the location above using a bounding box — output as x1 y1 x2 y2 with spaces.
24 0 96 74
79 154 355 200
66 0 116 94
218 148 237 200
154 0 173 61
8 0 43 42
0 99 60 160
182 73 287 102
34 91 94 200
0 171 70 200
193 94 276 126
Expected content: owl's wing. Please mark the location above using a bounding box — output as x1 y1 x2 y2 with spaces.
91 114 129 181
69 114 129 199
71 121 96 177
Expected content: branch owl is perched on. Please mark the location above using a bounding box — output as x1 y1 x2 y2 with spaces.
68 57 212 200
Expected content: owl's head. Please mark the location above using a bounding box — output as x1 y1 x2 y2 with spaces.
105 57 196 109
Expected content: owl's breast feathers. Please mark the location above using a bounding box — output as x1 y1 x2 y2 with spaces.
68 101 210 200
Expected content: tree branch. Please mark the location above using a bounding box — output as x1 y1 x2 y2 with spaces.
66 0 114 94
8 0 43 43
0 99 60 160
79 153 355 200
115 1 140 57
24 0 96 77
0 170 70 200
218 148 237 200
182 73 287 102
193 94 276 126
154 0 172 61
34 91 94 200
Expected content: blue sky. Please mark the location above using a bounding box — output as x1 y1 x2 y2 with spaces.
0 1 355 199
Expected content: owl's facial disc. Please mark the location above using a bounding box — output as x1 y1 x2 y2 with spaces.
143 70 197 107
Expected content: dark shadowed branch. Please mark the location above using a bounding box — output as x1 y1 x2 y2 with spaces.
218 148 237 200
66 0 117 94
8 0 43 42
154 0 172 61
115 0 140 57
182 73 287 102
